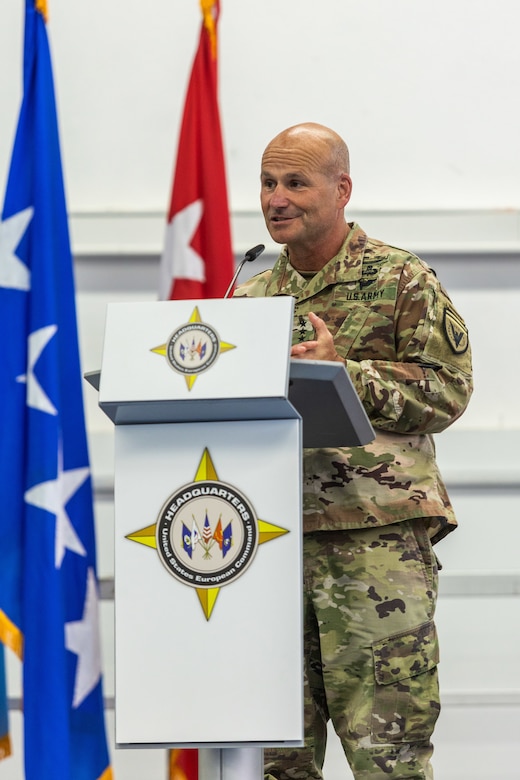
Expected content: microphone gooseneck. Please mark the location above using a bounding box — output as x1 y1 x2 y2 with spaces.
223 244 265 298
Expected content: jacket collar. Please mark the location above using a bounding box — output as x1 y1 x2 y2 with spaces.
266 222 368 300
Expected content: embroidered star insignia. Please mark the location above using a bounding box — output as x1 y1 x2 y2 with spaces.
24 443 88 568
159 200 204 300
65 568 103 707
0 207 33 291
16 324 58 415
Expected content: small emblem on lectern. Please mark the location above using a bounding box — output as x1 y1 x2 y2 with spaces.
166 321 220 375
150 306 236 390
125 448 289 620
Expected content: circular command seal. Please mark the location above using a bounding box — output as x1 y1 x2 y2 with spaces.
155 480 259 589
166 321 220 376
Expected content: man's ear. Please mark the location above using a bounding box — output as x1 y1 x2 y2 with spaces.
338 173 353 207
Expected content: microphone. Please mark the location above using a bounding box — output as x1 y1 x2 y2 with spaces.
224 244 265 298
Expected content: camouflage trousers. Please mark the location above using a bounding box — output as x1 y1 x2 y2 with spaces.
265 519 440 780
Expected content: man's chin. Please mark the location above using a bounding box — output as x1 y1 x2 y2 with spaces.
268 220 297 242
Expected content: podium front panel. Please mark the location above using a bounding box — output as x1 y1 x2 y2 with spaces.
99 298 295 420
114 418 303 748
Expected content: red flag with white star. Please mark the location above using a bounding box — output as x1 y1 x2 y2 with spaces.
164 3 232 776
159 0 234 301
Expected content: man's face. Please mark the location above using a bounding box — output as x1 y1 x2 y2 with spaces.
260 138 349 253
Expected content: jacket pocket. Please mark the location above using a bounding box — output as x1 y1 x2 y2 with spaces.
371 620 440 744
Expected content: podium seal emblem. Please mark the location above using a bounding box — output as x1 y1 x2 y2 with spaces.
126 448 289 620
165 321 220 376
150 306 236 390
156 480 258 588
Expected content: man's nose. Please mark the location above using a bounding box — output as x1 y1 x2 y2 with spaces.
269 185 290 208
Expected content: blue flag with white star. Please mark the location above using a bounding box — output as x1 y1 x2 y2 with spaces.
0 3 111 778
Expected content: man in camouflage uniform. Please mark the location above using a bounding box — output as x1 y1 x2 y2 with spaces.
234 123 473 779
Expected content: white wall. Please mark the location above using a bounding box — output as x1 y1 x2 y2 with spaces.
1 0 520 217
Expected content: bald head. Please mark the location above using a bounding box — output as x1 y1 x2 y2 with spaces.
262 123 350 180
260 122 353 269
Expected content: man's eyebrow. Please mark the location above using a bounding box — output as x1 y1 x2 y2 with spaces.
261 170 306 178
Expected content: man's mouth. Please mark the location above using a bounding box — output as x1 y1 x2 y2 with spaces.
270 214 295 223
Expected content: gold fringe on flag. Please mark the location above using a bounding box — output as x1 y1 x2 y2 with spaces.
0 733 12 761
35 0 49 22
200 0 217 59
0 611 23 661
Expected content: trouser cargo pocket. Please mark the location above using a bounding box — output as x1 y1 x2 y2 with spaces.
371 619 440 744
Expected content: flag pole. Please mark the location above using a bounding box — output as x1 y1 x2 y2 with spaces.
199 747 264 780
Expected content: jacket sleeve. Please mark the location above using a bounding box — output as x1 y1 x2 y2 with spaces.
345 264 473 434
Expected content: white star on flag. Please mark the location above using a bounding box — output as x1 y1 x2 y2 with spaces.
24 444 88 568
65 567 102 708
16 324 58 415
0 206 34 291
159 199 204 299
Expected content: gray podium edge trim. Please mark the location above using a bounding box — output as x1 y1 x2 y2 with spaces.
84 359 375 449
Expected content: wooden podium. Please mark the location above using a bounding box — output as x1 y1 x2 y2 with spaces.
88 296 373 779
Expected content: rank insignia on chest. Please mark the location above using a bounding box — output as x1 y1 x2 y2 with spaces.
443 308 469 354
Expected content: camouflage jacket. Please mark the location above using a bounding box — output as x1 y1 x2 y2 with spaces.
234 223 473 543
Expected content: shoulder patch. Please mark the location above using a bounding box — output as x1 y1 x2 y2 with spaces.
443 308 469 354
